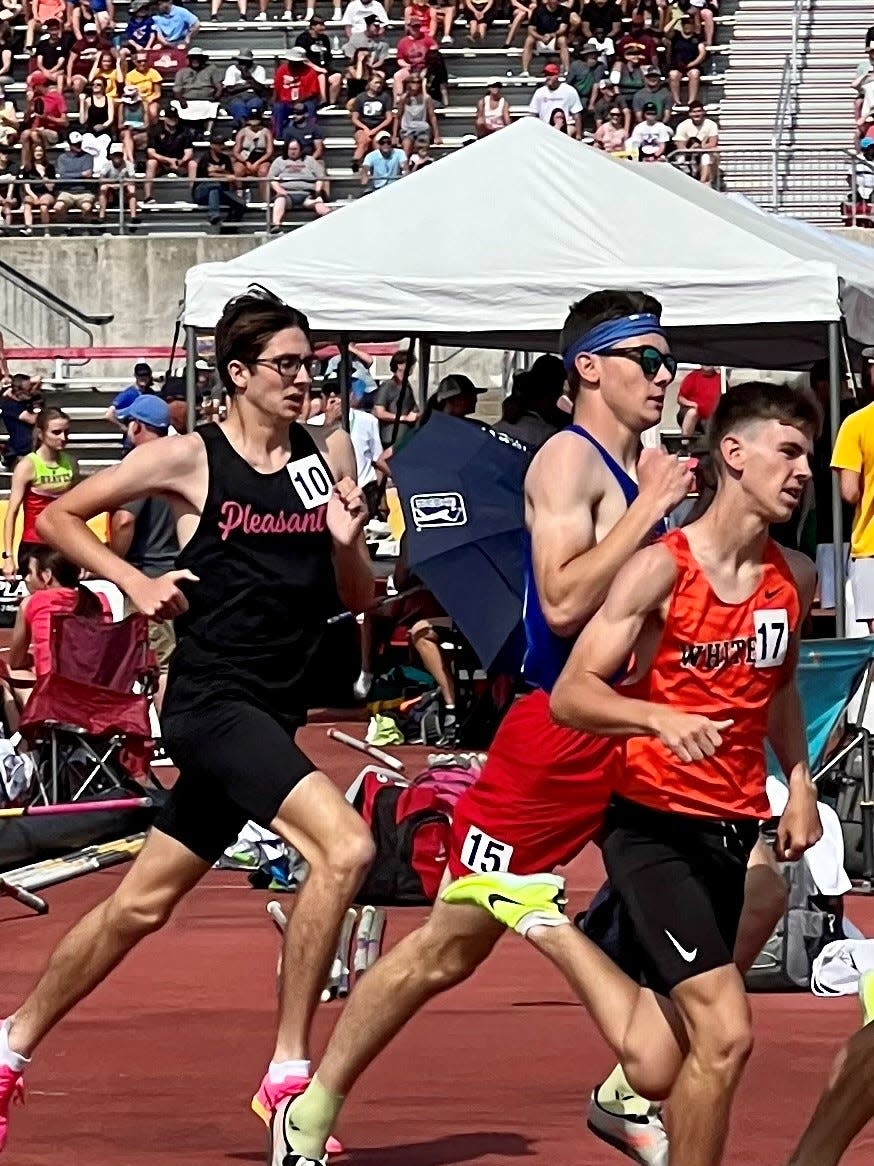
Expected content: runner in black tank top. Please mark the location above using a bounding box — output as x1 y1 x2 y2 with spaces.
0 289 376 1158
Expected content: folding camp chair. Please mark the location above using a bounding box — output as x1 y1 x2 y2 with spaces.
770 638 874 886
19 612 157 806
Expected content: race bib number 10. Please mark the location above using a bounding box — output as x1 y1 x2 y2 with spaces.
287 453 333 511
753 608 789 669
460 825 514 874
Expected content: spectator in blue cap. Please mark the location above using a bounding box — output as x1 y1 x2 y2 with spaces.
105 361 157 448
116 392 171 433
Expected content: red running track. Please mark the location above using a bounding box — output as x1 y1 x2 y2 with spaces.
2 721 874 1166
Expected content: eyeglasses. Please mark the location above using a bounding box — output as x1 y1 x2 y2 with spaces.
251 354 319 379
598 345 678 382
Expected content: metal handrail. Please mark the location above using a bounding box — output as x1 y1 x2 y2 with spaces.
769 0 812 205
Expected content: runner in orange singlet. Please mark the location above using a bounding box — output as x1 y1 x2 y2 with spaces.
448 381 825 1166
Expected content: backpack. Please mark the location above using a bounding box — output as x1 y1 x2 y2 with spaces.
348 765 477 906
745 858 844 991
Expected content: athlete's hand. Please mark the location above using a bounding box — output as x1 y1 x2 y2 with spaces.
126 569 199 621
649 707 734 763
1 558 15 581
637 447 695 519
775 783 822 861
327 476 368 546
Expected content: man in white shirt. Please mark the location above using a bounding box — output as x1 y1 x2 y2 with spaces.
528 64 583 136
309 379 384 515
673 99 718 183
627 102 672 159
342 0 389 38
221 48 270 126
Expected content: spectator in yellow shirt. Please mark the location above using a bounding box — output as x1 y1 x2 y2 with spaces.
118 48 162 124
831 399 874 630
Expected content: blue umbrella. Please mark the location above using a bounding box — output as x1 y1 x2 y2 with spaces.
390 412 532 671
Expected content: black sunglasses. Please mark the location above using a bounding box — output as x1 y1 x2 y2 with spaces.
598 345 678 382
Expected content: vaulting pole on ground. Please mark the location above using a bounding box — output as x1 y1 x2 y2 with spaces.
828 321 846 636
338 334 351 431
185 323 197 435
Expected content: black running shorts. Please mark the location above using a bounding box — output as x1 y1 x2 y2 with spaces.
154 701 318 865
601 796 760 995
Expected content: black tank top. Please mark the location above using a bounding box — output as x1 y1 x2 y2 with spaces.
164 422 337 722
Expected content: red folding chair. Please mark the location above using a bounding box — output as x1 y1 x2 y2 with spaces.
20 612 157 805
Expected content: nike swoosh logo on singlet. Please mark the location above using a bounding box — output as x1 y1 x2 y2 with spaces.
664 929 698 963
764 588 781 600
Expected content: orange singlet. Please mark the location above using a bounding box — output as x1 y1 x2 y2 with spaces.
620 528 801 820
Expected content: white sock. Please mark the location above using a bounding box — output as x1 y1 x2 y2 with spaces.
268 1058 311 1084
0 1021 29 1072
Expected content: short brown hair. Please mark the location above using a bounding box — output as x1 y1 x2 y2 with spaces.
215 293 312 395
708 381 822 471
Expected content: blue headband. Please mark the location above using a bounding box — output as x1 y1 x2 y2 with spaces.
562 313 666 371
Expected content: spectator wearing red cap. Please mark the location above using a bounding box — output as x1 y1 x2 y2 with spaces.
521 0 569 76
529 63 582 136
676 364 720 436
393 17 438 97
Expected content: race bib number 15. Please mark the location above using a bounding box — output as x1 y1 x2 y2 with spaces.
753 608 789 669
460 825 514 874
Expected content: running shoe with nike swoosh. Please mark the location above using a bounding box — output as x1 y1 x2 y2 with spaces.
0 1065 24 1153
269 1095 327 1166
252 1075 342 1155
587 1088 669 1166
440 871 568 936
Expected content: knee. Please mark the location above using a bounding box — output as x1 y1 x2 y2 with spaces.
413 926 488 990
691 1009 754 1075
104 885 177 941
321 822 376 887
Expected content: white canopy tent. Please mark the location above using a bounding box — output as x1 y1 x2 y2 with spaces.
182 118 860 626
183 118 842 368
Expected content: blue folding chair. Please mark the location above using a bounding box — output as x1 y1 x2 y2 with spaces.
769 638 874 885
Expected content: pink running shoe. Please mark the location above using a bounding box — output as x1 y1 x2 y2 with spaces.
0 1064 24 1153
251 1075 343 1155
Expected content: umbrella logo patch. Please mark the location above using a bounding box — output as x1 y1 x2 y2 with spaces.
410 493 468 531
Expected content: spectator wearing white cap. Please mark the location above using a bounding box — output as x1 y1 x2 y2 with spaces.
342 0 389 38
475 79 510 136
350 73 394 168
95 140 138 222
273 45 324 135
221 48 270 126
521 0 569 76
361 130 407 189
54 132 96 228
529 63 582 136
66 23 111 97
674 99 718 183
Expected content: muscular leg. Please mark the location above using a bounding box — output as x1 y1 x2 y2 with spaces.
5 830 210 1057
733 837 787 973
664 964 753 1166
269 770 375 1063
409 620 456 707
283 894 503 1159
786 1024 874 1166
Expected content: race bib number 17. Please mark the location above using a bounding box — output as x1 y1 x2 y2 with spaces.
753 608 789 669
460 825 514 874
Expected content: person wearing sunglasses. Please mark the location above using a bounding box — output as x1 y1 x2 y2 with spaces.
0 285 376 1158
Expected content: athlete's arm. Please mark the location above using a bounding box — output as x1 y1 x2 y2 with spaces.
323 426 375 614
6 595 32 671
108 508 136 559
551 543 733 761
36 434 203 619
527 436 691 637
768 550 822 861
3 458 33 576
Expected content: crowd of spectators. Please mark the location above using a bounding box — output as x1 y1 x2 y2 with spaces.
0 0 721 233
848 38 874 225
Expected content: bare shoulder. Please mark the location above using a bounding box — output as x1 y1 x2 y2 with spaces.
778 545 817 607
617 541 678 602
311 423 356 481
526 428 608 506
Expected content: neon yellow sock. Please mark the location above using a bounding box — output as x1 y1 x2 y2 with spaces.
286 1075 345 1160
595 1063 651 1117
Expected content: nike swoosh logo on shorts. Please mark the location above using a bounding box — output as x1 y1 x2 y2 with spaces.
664 929 698 962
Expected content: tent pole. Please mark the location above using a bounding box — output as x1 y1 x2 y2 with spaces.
185 324 197 435
418 339 431 409
829 321 847 636
338 334 351 431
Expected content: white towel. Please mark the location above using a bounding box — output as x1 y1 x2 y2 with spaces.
811 938 874 997
766 775 853 896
